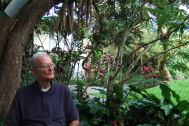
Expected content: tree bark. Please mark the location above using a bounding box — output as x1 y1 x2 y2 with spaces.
0 0 63 115
151 52 173 81
159 64 173 81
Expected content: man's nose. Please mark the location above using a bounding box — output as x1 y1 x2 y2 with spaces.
47 65 54 70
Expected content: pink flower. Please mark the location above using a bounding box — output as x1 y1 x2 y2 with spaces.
84 62 90 70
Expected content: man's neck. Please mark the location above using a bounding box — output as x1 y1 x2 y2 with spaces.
37 79 51 89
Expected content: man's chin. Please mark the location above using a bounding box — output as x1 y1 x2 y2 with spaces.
49 76 54 79
50 76 55 79
45 76 54 80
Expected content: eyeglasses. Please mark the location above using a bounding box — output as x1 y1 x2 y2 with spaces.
33 63 56 69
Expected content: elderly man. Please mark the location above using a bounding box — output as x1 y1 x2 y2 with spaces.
4 52 79 126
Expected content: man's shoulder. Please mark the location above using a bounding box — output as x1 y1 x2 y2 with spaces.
52 82 69 91
16 84 34 94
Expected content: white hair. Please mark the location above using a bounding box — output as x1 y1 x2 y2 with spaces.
29 52 48 68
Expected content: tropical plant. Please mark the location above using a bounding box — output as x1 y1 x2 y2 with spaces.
124 83 189 125
77 82 189 126
78 0 189 109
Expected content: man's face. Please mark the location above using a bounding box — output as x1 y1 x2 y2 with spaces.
32 55 55 81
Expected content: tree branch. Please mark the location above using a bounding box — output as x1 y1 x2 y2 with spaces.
118 40 189 86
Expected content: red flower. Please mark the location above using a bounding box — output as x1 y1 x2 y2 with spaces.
98 68 104 73
112 119 117 126
152 73 158 78
140 64 153 73
104 55 114 61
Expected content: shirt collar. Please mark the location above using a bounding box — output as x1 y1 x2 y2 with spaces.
33 80 54 95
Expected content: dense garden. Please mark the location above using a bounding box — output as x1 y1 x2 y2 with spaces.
1 0 189 126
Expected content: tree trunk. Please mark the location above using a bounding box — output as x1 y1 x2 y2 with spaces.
159 44 173 81
159 64 173 81
0 0 63 115
156 19 173 81
151 56 173 81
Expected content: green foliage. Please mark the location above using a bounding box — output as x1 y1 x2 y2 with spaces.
0 114 6 126
78 82 189 125
76 99 113 126
124 73 162 89
139 78 161 88
77 84 131 126
51 49 83 85
167 47 189 75
34 16 55 34
124 83 189 125
72 79 86 100
147 79 189 103
21 40 42 86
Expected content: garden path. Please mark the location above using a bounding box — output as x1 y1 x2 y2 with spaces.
68 85 106 102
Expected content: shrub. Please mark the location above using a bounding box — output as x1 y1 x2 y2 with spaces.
77 82 189 126
138 78 161 89
124 83 189 125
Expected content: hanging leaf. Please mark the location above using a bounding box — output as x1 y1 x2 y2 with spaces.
176 100 189 113
160 83 171 101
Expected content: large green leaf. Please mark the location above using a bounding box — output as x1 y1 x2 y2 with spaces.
171 89 180 103
160 83 171 101
176 100 189 112
113 84 123 98
160 104 172 115
76 102 90 111
129 85 148 98
91 88 106 94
